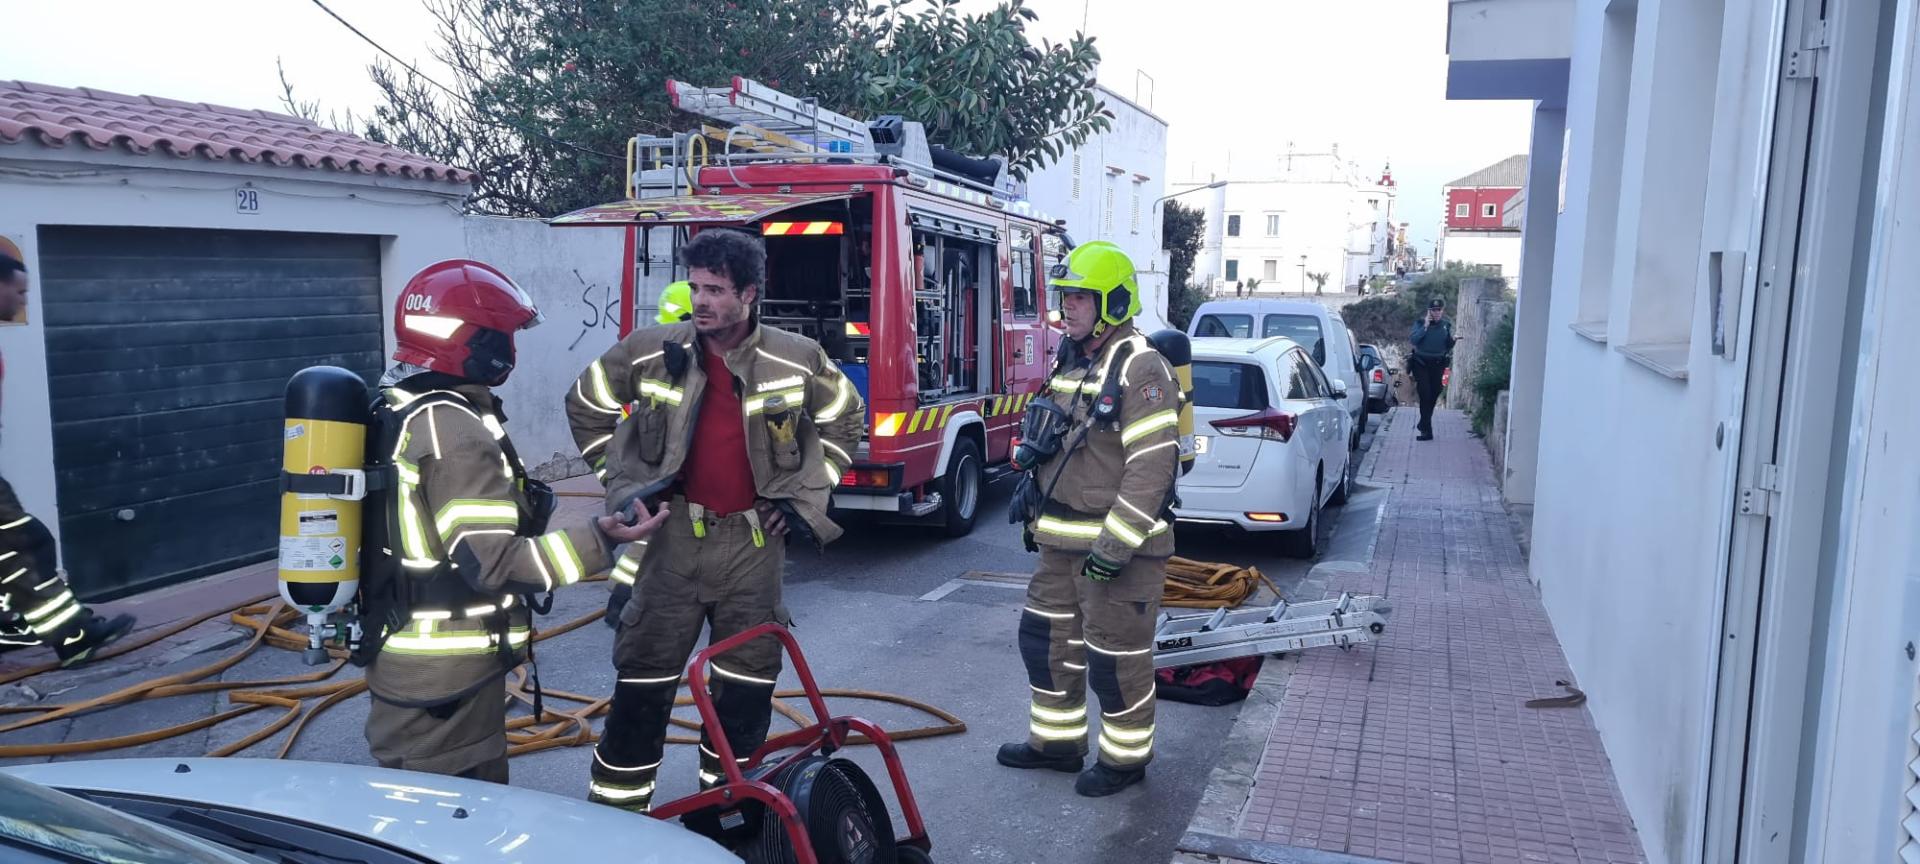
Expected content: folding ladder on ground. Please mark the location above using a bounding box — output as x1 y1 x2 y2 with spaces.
1152 594 1391 669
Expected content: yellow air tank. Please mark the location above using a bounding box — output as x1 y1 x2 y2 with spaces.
278 366 370 664
1147 330 1196 475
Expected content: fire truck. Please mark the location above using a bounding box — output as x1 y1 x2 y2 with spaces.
552 76 1072 537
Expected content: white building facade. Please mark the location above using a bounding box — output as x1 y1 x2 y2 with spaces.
1448 0 1920 861
1174 151 1397 297
1022 84 1170 330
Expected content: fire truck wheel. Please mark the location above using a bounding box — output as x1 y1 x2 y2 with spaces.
939 437 983 538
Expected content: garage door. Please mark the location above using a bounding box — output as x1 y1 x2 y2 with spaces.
37 227 384 600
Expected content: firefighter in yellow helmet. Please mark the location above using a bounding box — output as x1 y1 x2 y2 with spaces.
603 280 698 629
1000 241 1180 797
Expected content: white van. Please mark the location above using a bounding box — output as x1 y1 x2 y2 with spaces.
1188 299 1366 451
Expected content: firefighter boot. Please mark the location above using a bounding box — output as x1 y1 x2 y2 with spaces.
0 619 35 655
51 612 134 668
699 678 776 789
589 679 678 812
1074 762 1147 798
996 741 1085 773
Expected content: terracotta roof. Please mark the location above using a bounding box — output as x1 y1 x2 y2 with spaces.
1444 154 1529 189
0 80 471 185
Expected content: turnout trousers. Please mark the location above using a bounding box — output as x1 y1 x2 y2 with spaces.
0 476 83 646
589 499 787 811
365 677 511 784
1020 547 1166 770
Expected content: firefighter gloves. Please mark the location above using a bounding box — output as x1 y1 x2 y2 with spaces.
1083 552 1123 582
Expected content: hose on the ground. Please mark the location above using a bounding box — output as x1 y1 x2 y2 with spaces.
0 579 966 761
1161 556 1278 608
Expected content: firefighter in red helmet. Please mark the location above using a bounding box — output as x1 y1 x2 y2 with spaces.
361 259 667 783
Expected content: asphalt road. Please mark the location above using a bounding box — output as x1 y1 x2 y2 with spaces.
2 414 1384 864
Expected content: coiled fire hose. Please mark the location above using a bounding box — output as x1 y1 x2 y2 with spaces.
1161 557 1279 609
0 577 966 761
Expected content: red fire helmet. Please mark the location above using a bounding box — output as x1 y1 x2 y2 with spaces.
393 259 543 385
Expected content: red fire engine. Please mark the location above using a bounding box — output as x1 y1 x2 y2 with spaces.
552 76 1070 537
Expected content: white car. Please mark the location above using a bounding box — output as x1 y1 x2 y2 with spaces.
0 757 735 864
1187 298 1367 452
1173 337 1353 558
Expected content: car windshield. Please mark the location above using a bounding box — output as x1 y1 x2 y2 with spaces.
0 774 257 864
1191 360 1268 410
1194 314 1253 338
1262 314 1325 365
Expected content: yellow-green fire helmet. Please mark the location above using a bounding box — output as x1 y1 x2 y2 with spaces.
656 280 693 324
1048 241 1140 327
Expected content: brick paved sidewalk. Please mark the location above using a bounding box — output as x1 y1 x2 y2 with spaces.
1194 408 1646 864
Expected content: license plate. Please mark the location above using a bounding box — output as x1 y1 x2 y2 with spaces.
1194 435 1211 455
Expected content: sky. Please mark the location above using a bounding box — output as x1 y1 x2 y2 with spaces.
4 0 1533 250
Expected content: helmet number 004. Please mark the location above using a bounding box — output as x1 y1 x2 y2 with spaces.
403 294 434 312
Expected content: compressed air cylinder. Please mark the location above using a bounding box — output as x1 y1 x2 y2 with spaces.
278 366 369 662
1147 330 1196 476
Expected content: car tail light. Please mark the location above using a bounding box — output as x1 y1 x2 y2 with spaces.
1246 512 1288 523
1372 369 1384 384
840 468 891 489
1212 408 1295 442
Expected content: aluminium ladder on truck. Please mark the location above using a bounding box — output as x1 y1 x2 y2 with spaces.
666 76 873 154
1152 593 1391 669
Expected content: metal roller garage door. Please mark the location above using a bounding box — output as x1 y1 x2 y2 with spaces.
37 226 384 600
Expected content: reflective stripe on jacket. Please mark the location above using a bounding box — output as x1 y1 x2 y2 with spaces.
1030 322 1180 563
566 322 865 546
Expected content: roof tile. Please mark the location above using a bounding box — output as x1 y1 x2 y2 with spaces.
0 79 471 185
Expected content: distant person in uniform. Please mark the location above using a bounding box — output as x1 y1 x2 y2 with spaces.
1408 298 1456 441
0 254 136 666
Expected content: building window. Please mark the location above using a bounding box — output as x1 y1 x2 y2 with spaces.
1454 203 1470 218
1482 203 1498 218
1226 214 1241 237
1265 214 1280 236
1225 259 1240 281
1131 185 1141 234
1072 154 1082 200
1263 259 1278 281
1104 185 1115 234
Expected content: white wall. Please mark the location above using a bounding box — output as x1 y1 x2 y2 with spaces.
465 217 627 480
1024 85 1170 330
1528 0 1784 860
1440 232 1524 284
0 144 467 549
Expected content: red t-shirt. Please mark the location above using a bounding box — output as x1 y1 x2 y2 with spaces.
680 344 757 515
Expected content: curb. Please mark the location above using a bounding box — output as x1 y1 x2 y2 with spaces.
1171 485 1387 863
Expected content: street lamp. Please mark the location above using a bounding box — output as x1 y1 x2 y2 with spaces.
1298 254 1308 294
1150 179 1227 211
1151 180 1229 295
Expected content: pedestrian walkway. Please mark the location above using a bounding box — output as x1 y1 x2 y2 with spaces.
1188 408 1646 864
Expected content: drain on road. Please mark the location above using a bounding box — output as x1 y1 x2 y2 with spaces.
918 571 1031 602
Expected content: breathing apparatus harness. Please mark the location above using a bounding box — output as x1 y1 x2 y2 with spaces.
1007 329 1136 552
353 376 559 716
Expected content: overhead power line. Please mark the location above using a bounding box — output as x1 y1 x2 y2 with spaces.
308 0 671 161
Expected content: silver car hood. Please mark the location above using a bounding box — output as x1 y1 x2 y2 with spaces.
1 758 733 864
